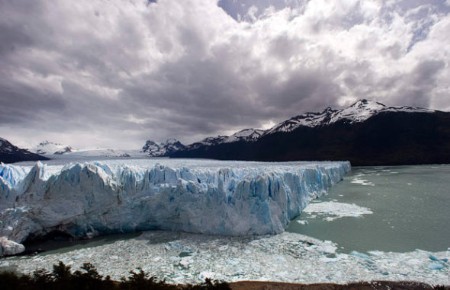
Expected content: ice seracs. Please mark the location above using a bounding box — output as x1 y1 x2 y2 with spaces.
0 159 350 256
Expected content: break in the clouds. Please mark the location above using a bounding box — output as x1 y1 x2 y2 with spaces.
1 0 450 149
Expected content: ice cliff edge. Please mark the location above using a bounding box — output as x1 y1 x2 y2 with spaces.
0 160 350 255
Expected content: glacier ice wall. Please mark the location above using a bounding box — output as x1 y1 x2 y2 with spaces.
0 160 350 255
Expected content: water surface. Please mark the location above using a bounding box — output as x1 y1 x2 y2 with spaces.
288 165 450 253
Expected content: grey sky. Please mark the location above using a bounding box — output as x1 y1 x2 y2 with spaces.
1 0 450 149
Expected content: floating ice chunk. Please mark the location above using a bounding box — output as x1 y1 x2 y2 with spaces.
427 254 448 271
0 237 25 256
350 177 375 186
351 251 371 260
303 201 373 221
428 254 448 263
317 240 337 254
428 262 445 270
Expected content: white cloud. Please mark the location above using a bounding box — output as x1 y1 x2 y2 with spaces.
0 0 449 148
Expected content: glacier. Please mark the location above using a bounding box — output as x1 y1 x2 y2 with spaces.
0 159 350 256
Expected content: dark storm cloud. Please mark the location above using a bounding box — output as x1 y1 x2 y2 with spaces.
0 22 33 56
0 82 65 125
121 56 264 133
0 0 450 149
392 59 446 108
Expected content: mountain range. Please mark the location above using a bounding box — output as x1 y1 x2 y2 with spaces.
2 99 450 165
161 99 450 166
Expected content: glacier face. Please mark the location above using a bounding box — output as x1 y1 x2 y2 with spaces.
0 159 350 255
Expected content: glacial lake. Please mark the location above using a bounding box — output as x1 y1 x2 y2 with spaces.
288 164 450 253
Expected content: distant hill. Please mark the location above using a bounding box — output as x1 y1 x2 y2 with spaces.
169 100 450 166
31 140 75 155
0 138 48 163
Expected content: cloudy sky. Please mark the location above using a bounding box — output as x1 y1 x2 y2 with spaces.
1 0 450 149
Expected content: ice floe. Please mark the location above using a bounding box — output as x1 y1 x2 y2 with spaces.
302 201 373 221
350 177 375 186
1 231 447 285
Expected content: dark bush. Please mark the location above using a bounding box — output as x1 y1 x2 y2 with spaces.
0 262 231 290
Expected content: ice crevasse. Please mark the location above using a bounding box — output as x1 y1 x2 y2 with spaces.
0 160 350 255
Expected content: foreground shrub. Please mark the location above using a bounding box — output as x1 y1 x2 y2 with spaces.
0 262 230 290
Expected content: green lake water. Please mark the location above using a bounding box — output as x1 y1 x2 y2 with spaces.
288 165 450 253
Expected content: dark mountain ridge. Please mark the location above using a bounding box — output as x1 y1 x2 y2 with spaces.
0 138 49 163
170 100 450 166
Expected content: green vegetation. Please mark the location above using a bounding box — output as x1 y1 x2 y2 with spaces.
0 261 231 290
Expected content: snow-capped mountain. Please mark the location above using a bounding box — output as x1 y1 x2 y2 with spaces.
224 128 265 143
190 136 229 148
183 99 416 150
142 139 186 157
188 129 265 150
265 99 433 135
171 99 450 165
186 99 430 151
31 141 75 155
0 138 48 163
63 148 132 158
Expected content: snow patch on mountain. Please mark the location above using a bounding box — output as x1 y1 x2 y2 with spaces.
223 129 265 143
0 159 350 255
187 129 265 150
